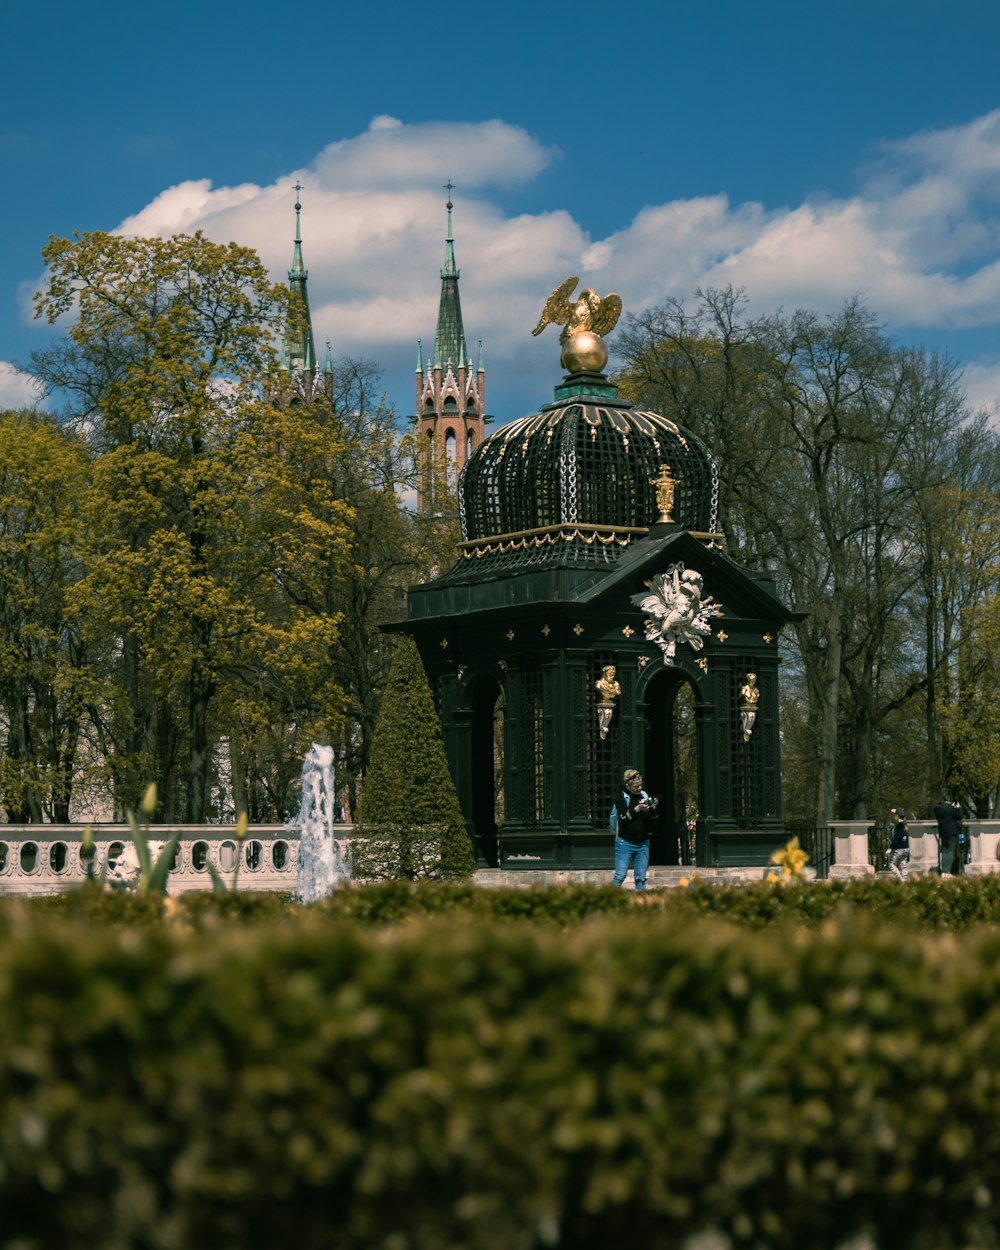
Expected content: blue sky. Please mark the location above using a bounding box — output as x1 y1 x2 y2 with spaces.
5 0 1000 427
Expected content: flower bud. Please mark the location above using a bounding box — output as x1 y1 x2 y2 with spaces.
140 783 157 819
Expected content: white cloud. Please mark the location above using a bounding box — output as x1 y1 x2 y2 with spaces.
312 115 555 189
0 362 43 410
961 360 1000 422
117 179 261 237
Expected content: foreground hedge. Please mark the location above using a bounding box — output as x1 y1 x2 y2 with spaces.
29 872 1000 930
2 902 1000 1249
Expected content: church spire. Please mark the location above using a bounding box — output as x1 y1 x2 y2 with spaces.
414 185 489 513
280 184 317 376
431 183 468 375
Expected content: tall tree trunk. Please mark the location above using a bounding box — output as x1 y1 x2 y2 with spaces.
186 645 215 822
9 687 43 822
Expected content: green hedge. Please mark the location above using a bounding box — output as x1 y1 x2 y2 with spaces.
26 874 1000 931
25 875 1000 932
2 898 1000 1249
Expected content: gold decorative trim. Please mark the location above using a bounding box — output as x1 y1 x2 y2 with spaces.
763 633 774 644
506 629 515 641
622 625 634 638
696 657 709 673
637 656 650 669
439 638 449 650
541 625 550 637
716 630 728 642
572 624 584 636
460 522 647 560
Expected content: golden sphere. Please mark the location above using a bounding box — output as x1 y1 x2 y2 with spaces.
561 330 608 374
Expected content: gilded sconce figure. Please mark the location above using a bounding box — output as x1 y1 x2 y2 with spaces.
740 672 760 741
595 664 621 740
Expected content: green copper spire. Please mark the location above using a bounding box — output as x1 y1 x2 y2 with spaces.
324 339 333 374
431 183 469 374
280 184 317 375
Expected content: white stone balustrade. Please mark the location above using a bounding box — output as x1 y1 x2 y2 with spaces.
829 817 1000 878
0 825 353 896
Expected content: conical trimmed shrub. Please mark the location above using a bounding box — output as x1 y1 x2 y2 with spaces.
354 636 475 881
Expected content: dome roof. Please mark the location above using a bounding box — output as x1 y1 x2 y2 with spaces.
454 386 720 575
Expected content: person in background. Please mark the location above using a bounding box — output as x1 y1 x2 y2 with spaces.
886 806 909 881
933 796 965 876
611 767 658 890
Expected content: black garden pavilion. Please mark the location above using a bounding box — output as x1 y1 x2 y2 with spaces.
393 304 798 871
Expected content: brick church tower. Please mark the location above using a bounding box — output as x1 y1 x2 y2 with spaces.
414 189 489 511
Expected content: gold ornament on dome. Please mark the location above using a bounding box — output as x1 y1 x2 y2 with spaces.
532 276 623 374
652 464 677 524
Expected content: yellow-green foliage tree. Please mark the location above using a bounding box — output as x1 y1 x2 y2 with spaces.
939 496 1000 814
316 359 462 818
355 634 474 880
32 232 354 820
0 411 93 820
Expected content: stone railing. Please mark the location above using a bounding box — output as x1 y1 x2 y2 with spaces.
830 818 1000 878
0 825 353 896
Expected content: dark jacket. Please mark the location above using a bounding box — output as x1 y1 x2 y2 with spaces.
889 817 909 851
613 789 657 844
933 801 963 840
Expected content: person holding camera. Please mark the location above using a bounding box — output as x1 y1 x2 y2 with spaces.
611 767 659 890
933 796 965 876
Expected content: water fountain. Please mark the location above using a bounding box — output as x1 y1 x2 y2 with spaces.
294 743 351 902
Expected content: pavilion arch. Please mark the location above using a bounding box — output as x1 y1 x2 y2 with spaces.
636 663 704 866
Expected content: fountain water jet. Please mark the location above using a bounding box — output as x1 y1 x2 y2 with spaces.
294 744 351 902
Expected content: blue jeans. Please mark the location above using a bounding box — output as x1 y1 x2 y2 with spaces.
612 835 649 889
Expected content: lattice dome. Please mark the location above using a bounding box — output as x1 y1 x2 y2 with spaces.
453 389 720 575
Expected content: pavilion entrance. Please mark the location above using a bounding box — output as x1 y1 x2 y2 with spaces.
642 668 700 867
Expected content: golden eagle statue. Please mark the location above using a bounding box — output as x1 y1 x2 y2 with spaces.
531 276 623 344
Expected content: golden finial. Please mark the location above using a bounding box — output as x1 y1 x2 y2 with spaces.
532 276 623 374
652 464 677 523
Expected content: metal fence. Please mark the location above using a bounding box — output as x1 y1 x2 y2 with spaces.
788 825 833 880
